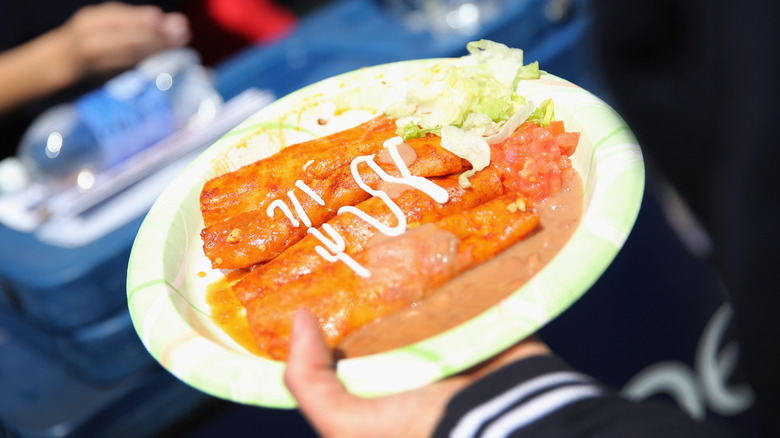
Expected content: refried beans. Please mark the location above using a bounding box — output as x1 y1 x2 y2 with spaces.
336 173 582 357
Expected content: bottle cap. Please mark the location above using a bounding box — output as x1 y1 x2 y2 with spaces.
0 157 30 195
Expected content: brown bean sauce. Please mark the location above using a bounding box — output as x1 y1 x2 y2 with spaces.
336 173 583 357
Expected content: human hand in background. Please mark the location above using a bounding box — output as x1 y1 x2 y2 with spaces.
57 2 191 78
284 309 551 438
0 2 191 114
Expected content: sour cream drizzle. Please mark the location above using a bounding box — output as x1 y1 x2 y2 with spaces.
266 199 300 227
287 189 312 227
309 224 371 278
266 136 451 278
295 180 325 205
267 181 327 228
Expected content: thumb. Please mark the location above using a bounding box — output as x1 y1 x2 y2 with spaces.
283 309 362 437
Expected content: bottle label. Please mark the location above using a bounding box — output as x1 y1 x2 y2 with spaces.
76 69 175 169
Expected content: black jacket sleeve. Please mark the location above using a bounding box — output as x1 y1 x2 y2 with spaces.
433 356 737 438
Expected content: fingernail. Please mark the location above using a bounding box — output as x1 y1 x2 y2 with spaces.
163 14 191 45
141 6 164 25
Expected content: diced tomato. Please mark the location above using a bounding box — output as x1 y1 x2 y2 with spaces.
557 131 580 156
489 121 580 200
548 120 566 137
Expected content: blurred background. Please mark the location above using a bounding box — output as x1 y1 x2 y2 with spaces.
0 0 762 436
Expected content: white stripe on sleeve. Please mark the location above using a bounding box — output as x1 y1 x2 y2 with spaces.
482 384 602 438
451 372 594 438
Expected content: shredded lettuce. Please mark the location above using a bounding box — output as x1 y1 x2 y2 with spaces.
384 39 544 187
440 126 490 189
526 98 555 127
463 40 541 89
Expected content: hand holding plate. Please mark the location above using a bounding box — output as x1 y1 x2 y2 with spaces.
284 309 551 438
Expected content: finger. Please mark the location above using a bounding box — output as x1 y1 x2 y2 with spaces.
285 309 334 373
284 309 364 437
160 12 191 47
102 3 166 27
67 5 171 73
81 3 165 30
108 10 189 58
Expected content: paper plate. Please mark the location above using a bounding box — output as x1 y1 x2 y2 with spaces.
127 58 644 408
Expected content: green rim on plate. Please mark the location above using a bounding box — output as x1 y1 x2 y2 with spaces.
127 58 644 408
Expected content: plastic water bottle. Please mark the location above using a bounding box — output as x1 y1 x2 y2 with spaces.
16 48 222 194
